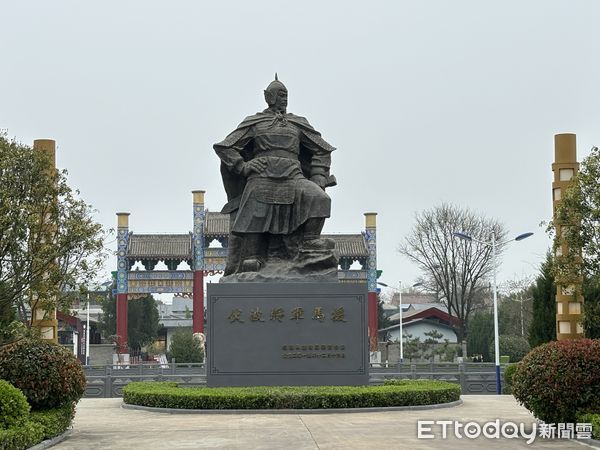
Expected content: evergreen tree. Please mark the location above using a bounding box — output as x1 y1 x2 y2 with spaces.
528 253 556 347
402 333 422 362
466 311 493 361
98 291 159 351
0 282 17 344
167 328 204 363
583 277 600 339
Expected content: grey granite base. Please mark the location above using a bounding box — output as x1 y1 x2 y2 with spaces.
206 283 368 387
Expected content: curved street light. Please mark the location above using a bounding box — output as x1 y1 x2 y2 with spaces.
452 230 533 395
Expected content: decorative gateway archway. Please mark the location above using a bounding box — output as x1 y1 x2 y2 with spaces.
115 191 379 357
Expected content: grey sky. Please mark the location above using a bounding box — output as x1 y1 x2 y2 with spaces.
2 1 599 290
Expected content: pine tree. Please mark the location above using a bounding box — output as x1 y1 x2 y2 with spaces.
528 253 556 347
98 291 159 351
167 328 204 363
583 277 600 339
467 311 493 361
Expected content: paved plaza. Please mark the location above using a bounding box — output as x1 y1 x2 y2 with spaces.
53 395 598 449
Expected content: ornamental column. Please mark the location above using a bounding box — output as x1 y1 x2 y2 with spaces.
364 212 378 351
552 133 584 340
116 212 130 354
31 139 59 343
192 190 206 334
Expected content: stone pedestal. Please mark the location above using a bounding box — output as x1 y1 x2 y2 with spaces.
206 283 368 386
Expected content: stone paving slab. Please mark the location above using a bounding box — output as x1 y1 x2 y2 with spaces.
53 396 598 449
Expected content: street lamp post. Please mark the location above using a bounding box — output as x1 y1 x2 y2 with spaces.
378 281 422 366
398 281 403 364
86 293 90 366
453 230 533 395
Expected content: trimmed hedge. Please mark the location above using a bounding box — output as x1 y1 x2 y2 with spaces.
0 339 86 410
0 403 75 449
512 339 600 423
576 412 600 440
0 420 44 450
123 380 460 410
30 403 75 439
0 380 30 430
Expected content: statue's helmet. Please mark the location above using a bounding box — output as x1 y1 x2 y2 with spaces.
264 73 287 105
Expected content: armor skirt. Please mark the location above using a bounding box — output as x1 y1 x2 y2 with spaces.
231 177 331 235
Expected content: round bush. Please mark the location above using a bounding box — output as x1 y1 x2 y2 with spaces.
512 339 600 423
489 335 530 362
502 363 518 394
0 380 30 429
503 363 518 387
0 339 86 410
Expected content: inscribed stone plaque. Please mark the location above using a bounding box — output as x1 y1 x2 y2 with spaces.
206 283 368 386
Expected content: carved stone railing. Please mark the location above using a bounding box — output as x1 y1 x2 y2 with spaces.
83 362 502 397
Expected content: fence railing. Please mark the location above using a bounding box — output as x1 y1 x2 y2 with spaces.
369 362 503 394
84 363 206 398
83 362 504 398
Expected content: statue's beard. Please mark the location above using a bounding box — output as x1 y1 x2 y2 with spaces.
270 105 286 113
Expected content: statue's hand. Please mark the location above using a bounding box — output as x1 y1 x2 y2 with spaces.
242 159 267 176
310 174 328 190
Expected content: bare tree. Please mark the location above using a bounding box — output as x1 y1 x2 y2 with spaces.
399 203 507 347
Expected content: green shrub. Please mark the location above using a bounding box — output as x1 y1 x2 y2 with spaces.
166 328 204 363
489 335 530 363
0 380 30 430
503 363 519 395
30 403 75 439
0 420 44 450
512 339 600 423
576 412 600 440
123 380 460 410
0 339 86 410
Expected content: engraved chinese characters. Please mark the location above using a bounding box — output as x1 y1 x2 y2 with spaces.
227 306 347 323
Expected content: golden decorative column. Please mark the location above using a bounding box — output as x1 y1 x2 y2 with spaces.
31 139 59 343
552 133 584 340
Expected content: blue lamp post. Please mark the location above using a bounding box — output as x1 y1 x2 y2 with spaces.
453 231 533 394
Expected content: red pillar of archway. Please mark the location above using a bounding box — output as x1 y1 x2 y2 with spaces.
116 294 128 353
192 271 204 333
368 292 378 351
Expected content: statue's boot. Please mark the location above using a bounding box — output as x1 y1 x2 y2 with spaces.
239 233 267 273
240 258 263 273
224 232 242 276
302 238 335 251
300 218 335 251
